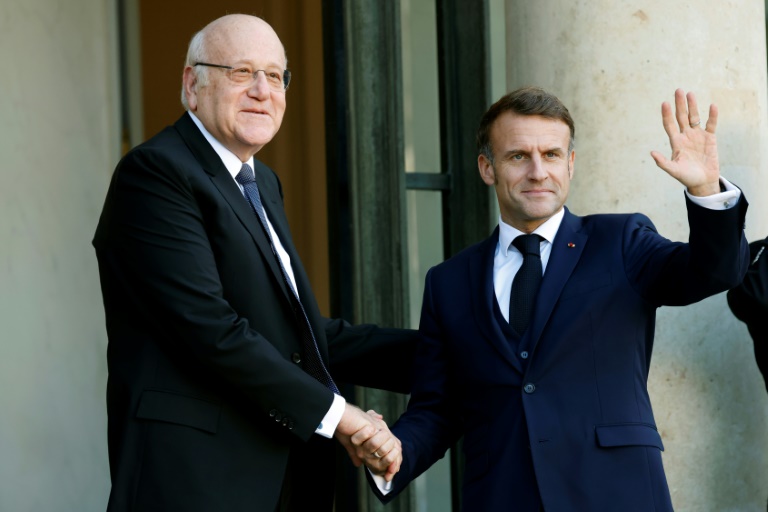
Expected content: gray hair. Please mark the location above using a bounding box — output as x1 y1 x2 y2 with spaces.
180 29 209 110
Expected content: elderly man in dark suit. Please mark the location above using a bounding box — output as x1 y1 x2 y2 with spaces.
93 14 414 512
359 86 749 511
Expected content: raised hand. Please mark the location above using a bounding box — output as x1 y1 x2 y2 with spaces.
650 89 721 197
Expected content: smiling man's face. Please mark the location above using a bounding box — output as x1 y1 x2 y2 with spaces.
478 112 575 233
183 15 287 161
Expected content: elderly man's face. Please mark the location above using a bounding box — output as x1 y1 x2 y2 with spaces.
184 17 287 161
478 112 574 233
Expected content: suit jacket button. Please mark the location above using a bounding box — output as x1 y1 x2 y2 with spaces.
288 421 295 430
269 409 277 418
523 383 536 394
291 352 302 364
275 412 283 422
282 417 290 427
520 351 529 359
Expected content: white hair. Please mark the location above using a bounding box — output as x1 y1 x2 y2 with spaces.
180 29 209 110
179 15 289 109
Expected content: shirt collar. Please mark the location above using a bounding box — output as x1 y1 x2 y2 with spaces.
498 207 565 256
188 111 254 180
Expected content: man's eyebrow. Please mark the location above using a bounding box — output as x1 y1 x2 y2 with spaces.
230 59 285 69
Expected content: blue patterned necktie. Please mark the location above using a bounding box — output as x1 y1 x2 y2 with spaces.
510 234 543 335
235 163 340 394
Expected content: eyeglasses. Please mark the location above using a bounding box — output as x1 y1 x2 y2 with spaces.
194 62 291 91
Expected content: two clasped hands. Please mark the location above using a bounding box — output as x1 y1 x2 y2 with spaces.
334 403 401 483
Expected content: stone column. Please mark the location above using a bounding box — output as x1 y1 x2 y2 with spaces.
0 0 118 509
505 1 768 509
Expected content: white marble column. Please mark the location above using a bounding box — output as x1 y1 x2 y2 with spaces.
504 1 768 509
0 0 117 509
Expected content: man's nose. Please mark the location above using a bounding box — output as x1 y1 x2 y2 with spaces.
528 156 547 180
247 71 271 98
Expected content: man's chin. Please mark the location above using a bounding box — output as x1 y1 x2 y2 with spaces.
521 206 558 222
238 130 278 151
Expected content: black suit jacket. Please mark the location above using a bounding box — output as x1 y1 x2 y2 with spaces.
374 200 748 511
728 236 768 391
93 113 417 511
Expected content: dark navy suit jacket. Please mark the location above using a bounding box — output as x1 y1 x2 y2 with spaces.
376 199 748 511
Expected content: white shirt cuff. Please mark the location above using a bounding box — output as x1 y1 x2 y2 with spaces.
314 393 346 438
368 467 393 494
685 177 741 210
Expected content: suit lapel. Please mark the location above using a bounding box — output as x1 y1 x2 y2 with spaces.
251 160 330 356
174 113 292 303
525 208 587 355
469 228 523 373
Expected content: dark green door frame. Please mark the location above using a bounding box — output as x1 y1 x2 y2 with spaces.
324 0 492 510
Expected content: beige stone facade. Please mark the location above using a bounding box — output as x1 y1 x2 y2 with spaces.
505 1 768 509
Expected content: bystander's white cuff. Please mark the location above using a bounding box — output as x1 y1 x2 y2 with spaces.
315 393 346 438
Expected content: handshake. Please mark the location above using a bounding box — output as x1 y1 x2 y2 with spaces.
334 403 402 482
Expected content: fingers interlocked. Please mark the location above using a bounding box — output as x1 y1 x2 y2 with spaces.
350 409 403 482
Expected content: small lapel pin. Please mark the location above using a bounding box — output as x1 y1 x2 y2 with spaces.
567 242 576 248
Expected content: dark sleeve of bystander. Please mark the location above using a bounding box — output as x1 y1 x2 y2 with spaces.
727 236 768 392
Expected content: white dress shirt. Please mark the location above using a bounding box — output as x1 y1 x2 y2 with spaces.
494 209 563 322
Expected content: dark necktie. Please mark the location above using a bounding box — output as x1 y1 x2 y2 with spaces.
235 163 340 394
510 234 543 335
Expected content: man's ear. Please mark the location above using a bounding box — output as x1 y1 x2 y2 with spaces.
568 149 575 179
478 154 496 186
183 66 198 111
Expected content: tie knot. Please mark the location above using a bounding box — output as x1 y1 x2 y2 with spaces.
512 234 542 257
235 163 255 186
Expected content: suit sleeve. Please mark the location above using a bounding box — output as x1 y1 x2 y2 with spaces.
727 237 768 319
325 319 419 394
93 147 333 440
370 268 464 503
624 193 750 307
727 237 768 387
